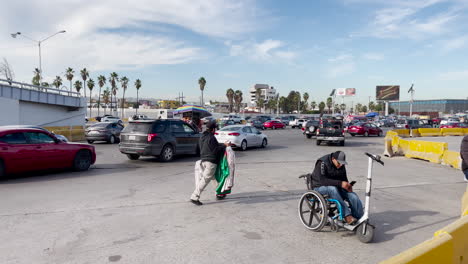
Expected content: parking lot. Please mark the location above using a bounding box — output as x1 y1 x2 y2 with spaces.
0 127 466 264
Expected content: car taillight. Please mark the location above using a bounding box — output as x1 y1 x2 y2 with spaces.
342 129 345 134
147 133 158 142
228 132 240 136
316 129 320 135
405 124 409 129
215 132 219 135
301 127 305 131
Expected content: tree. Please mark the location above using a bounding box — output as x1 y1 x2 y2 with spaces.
279 96 287 113
296 91 301 113
0 58 14 83
109 72 119 113
257 98 265 113
135 79 142 115
101 88 111 115
302 92 309 112
74 80 82 94
368 101 375 112
355 103 363 113
65 67 74 92
361 105 368 113
80 68 89 97
120 76 129 118
226 88 235 113
326 97 333 114
334 104 340 113
318 101 326 115
198 77 206 106
87 79 95 117
340 103 346 114
52 76 63 89
311 101 317 111
234 90 243 113
97 75 106 116
32 68 41 86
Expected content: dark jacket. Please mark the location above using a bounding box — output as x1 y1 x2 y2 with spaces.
461 135 468 171
199 131 226 164
311 153 348 188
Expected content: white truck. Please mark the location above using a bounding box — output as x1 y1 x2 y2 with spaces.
290 118 306 129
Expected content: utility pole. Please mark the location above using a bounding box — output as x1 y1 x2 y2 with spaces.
408 84 415 117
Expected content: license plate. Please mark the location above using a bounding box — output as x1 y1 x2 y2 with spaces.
129 135 136 140
89 131 99 135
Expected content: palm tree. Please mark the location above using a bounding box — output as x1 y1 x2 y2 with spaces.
87 79 95 117
234 90 243 113
65 67 74 92
74 80 82 94
255 88 263 112
32 68 40 86
109 72 119 113
303 92 309 112
257 98 265 113
80 68 89 97
198 77 206 106
296 91 301 114
102 88 111 115
355 103 363 113
340 103 346 114
361 105 368 113
52 76 62 89
318 101 326 116
120 76 129 119
369 101 375 112
97 75 106 116
226 88 235 113
311 101 317 111
135 79 142 115
326 97 333 114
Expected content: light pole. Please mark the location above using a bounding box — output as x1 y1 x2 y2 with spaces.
11 30 66 83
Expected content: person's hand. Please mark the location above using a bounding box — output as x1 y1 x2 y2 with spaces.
341 181 352 192
224 141 231 147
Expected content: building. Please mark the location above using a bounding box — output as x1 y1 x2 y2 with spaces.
249 84 277 105
389 99 468 117
158 100 179 109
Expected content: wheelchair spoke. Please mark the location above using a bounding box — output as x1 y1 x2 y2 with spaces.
308 200 316 226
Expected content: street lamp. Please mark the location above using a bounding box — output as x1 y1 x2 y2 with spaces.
11 30 66 83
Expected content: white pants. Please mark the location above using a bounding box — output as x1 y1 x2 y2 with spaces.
190 161 217 200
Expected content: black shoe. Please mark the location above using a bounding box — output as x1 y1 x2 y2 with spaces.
190 199 203 206
216 195 226 200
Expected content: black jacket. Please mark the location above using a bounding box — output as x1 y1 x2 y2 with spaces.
461 135 468 171
311 153 348 188
199 131 226 164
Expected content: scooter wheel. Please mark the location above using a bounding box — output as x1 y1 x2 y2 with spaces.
356 223 374 243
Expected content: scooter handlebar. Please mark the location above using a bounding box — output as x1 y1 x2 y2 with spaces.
365 152 384 166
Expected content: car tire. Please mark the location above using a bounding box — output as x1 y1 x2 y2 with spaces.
127 154 140 160
316 140 321 146
306 134 312 139
160 144 174 162
364 131 369 137
340 141 345 146
73 150 92 171
261 138 268 148
241 140 247 151
273 126 276 130
350 134 355 137
87 140 94 144
108 135 116 144
0 159 5 180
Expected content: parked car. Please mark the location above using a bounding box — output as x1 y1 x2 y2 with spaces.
119 119 200 161
101 116 123 124
220 114 243 124
395 119 429 129
129 114 149 121
95 114 113 122
348 123 383 137
290 118 306 128
263 120 285 129
440 122 468 128
280 116 291 126
201 116 215 124
214 125 268 151
0 125 68 142
218 119 236 128
248 119 265 130
0 127 96 178
302 120 320 139
85 122 124 144
316 120 345 146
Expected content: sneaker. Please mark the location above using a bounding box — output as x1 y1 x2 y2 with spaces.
190 199 203 206
216 194 226 200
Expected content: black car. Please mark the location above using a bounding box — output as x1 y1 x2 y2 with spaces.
119 119 200 162
316 119 345 146
85 122 124 144
248 119 265 130
303 120 320 138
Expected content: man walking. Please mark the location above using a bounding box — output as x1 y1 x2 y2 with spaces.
190 121 229 205
461 135 468 182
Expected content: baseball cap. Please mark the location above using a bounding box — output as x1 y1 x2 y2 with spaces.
332 151 348 165
207 120 218 129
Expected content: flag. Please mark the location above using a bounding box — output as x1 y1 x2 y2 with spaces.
408 84 414 93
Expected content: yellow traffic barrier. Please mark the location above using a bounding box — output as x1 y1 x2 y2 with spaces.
394 129 411 137
463 186 468 217
44 126 85 142
404 140 447 164
441 128 464 136
434 216 468 264
442 151 462 170
379 232 454 264
418 128 442 137
463 128 468 135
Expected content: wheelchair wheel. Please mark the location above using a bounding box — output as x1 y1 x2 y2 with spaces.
356 222 374 243
298 191 328 231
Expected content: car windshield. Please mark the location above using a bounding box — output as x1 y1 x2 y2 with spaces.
123 122 153 133
323 121 343 128
220 126 242 131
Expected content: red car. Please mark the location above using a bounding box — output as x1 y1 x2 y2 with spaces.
440 122 468 128
0 128 96 178
263 120 285 129
347 123 383 137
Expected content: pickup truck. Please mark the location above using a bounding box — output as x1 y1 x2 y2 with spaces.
316 120 345 146
290 118 306 129
302 120 319 139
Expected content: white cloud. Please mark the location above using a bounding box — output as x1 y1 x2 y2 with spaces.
438 70 468 80
363 53 385 60
328 54 353 62
441 36 468 52
327 53 355 78
226 39 297 62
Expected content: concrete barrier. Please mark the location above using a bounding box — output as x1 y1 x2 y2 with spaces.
442 151 462 170
441 128 464 136
418 128 442 137
405 140 447 163
44 126 85 142
463 186 468 217
434 217 468 264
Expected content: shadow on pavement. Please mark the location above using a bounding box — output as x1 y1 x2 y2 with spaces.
215 190 304 205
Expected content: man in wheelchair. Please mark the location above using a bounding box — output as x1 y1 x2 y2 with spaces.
310 151 363 225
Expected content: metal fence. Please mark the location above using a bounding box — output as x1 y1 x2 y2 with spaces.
0 78 81 97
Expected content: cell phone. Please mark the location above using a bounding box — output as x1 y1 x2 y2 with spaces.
350 181 356 186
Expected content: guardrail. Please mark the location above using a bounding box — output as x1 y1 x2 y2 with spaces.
0 78 81 97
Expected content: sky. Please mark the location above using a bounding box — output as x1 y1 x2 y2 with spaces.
1 0 468 105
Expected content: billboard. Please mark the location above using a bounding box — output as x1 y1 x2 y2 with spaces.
336 88 356 97
376 85 400 101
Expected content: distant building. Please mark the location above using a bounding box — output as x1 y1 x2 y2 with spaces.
158 100 179 109
249 84 277 105
389 99 468 117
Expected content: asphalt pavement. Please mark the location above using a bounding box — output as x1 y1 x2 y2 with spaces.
0 127 466 263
